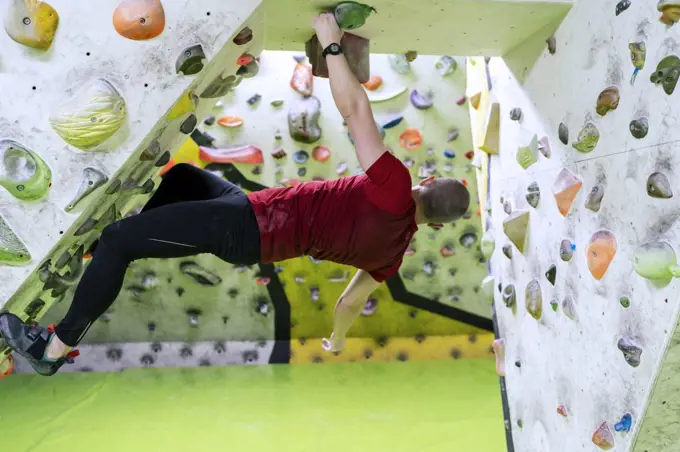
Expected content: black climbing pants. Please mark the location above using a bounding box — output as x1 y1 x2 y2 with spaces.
55 164 262 346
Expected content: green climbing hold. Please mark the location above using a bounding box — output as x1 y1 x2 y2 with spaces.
620 296 630 308
525 279 543 320
633 241 680 287
550 299 558 312
0 214 31 266
0 139 52 201
334 2 376 30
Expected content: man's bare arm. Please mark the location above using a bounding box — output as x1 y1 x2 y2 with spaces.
323 269 380 352
313 13 385 171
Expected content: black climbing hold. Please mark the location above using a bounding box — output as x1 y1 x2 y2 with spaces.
450 349 461 359
151 342 162 353
515 360 521 368
415 334 426 343
545 264 556 285
509 108 522 121
155 151 171 167
502 244 512 259
647 172 673 199
227 288 239 297
180 346 193 358
204 116 216 126
297 167 307 177
200 74 236 98
176 44 206 76
376 336 389 347
190 129 216 148
396 352 408 362
147 322 156 332
24 298 46 319
247 93 261 105
459 232 478 248
256 299 269 316
105 178 122 195
617 337 642 367
233 27 253 46
140 354 155 366
615 0 631 15
629 118 648 139
242 350 259 363
558 123 569 145
214 342 226 353
199 359 211 367
179 114 198 134
106 347 123 361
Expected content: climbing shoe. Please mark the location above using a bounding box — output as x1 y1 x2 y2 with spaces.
0 313 79 376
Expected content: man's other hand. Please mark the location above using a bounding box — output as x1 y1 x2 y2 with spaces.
313 13 343 49
322 332 346 354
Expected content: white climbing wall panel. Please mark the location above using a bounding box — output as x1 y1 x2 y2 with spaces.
488 0 680 450
0 0 264 313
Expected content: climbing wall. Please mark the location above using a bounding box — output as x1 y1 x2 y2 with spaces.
0 0 265 358
486 0 680 450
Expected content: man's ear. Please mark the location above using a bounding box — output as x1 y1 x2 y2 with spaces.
419 176 435 186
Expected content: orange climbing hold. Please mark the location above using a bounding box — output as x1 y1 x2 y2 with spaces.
199 145 263 164
362 75 383 91
217 115 244 128
399 129 422 150
158 159 198 176
552 168 582 216
113 0 166 41
470 92 482 110
0 355 14 379
290 63 313 97
237 54 254 66
586 230 617 280
256 277 271 286
312 145 331 162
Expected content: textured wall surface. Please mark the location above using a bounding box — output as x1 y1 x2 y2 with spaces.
486 0 680 450
0 0 264 333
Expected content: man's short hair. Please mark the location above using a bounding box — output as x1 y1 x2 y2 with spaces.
419 178 470 223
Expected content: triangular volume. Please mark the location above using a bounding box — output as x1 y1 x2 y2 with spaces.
503 210 530 253
552 168 582 216
478 102 500 155
0 215 31 266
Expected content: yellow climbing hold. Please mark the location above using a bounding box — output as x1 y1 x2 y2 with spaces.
3 0 60 50
167 91 198 120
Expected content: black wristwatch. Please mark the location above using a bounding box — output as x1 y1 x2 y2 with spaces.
322 43 343 58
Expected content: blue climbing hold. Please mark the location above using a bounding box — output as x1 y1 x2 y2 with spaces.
382 116 403 129
570 243 576 250
614 413 632 433
293 150 309 164
444 150 456 159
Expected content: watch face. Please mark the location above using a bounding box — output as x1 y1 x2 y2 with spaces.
330 44 340 53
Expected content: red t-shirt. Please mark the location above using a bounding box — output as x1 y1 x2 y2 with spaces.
247 151 417 282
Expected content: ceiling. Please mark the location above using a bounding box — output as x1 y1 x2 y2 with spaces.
264 0 573 56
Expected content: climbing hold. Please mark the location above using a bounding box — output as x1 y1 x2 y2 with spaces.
620 296 630 308
558 123 569 145
572 123 600 153
233 26 252 45
362 297 378 316
4 0 59 50
492 339 505 377
179 114 197 134
167 91 198 120
629 117 649 139
557 405 568 417
217 115 244 128
140 140 161 161
615 413 633 433
456 96 467 106
50 78 126 150
0 215 31 266
545 265 556 286
312 145 331 162
404 245 415 256
618 337 642 367
647 172 673 198
403 50 418 62
562 295 577 320
288 96 322 143
199 145 264 164
179 261 222 286
525 279 543 320
509 108 522 121
595 87 620 116
112 0 165 41
200 74 236 98
470 92 481 110
366 86 408 103
65 168 108 212
553 168 582 216
503 210 530 253
650 56 680 94
615 0 630 15
334 2 376 30
176 44 205 75
465 150 474 160
633 241 680 285
658 0 680 24
236 53 254 66
502 285 516 308
459 232 478 248
526 182 540 208
293 150 309 164
410 89 433 109
271 148 286 159
336 162 348 175
435 56 457 76
444 150 456 159
546 36 557 55
0 139 52 201
538 136 551 158
503 200 512 215
399 128 422 150
423 261 435 276
560 240 575 261
247 93 261 105
585 184 604 212
502 244 512 259
586 230 617 280
447 129 459 142
362 75 383 91
381 116 403 129
388 54 410 74
629 42 646 84
481 232 495 259
516 134 539 169
236 59 259 78
550 299 558 312
290 63 313 97
271 99 284 107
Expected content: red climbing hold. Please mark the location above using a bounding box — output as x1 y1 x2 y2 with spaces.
237 53 254 66
199 145 264 164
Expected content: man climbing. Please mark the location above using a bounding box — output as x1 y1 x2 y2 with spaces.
0 13 470 376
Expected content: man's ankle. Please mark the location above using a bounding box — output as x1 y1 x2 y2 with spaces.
45 334 71 360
